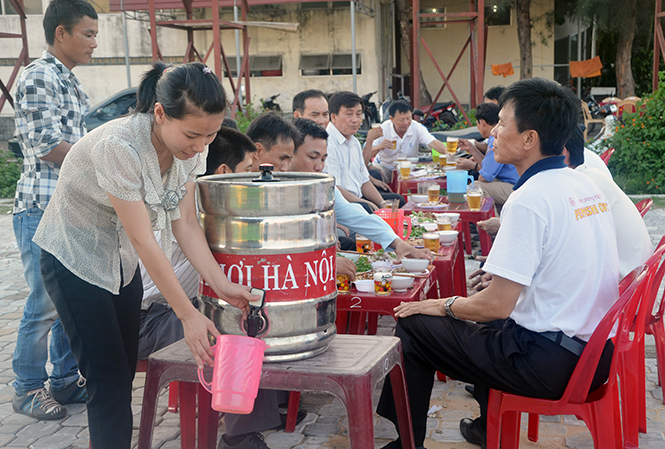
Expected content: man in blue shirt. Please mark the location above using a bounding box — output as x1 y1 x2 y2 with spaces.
456 102 518 214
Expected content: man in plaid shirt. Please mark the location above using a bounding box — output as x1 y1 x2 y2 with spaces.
12 0 98 420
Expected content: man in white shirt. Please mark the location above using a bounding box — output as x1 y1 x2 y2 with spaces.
564 125 652 277
324 91 403 213
291 117 432 261
376 78 620 449
366 100 447 183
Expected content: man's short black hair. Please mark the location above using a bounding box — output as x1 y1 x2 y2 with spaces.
328 91 362 116
499 78 579 157
205 126 257 175
292 90 327 113
474 102 499 126
389 100 412 117
246 112 300 151
565 125 586 168
292 118 328 153
483 85 505 102
44 0 98 46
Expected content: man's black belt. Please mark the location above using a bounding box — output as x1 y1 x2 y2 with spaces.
539 331 586 356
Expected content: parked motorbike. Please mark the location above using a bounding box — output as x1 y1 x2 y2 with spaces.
361 91 380 129
586 95 616 119
422 102 458 130
260 94 281 112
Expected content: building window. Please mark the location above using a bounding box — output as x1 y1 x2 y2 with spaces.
3 0 41 14
300 53 361 76
224 55 283 78
419 7 446 28
485 3 511 27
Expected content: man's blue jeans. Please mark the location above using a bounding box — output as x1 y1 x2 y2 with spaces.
12 207 79 395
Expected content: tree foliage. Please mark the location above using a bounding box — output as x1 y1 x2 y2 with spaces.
602 72 665 194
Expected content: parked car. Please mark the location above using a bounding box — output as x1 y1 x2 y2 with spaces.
7 87 138 159
84 87 137 131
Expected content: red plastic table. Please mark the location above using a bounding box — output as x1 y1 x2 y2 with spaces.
431 229 468 298
402 197 495 256
336 267 437 335
138 336 416 449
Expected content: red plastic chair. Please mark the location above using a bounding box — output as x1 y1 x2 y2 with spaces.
599 147 615 165
486 265 649 449
635 198 653 217
617 237 665 447
646 237 665 391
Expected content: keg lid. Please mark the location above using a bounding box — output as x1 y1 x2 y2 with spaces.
252 164 280 182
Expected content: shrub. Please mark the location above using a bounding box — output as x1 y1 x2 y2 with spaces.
602 72 665 194
430 108 477 132
0 150 21 198
234 103 262 134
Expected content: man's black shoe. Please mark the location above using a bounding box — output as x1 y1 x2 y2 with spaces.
273 409 307 430
465 385 475 395
459 417 487 449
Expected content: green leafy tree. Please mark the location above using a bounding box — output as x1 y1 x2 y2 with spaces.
602 72 665 194
0 151 22 198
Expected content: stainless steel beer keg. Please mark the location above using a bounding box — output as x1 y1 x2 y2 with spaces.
197 168 337 362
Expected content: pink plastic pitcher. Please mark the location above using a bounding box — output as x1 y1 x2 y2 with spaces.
198 335 267 414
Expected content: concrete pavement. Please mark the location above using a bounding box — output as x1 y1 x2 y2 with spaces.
0 199 664 448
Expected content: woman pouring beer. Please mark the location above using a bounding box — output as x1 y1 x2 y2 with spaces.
34 62 256 449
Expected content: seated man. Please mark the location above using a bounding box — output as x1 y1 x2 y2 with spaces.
483 85 504 105
366 100 447 183
246 112 300 172
456 102 518 214
564 125 652 277
292 89 330 127
376 78 620 449
291 117 431 261
324 91 405 213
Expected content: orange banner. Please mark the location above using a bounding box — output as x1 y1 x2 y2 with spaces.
569 56 602 78
491 62 514 78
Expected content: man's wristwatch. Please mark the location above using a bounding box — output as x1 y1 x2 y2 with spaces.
444 296 461 320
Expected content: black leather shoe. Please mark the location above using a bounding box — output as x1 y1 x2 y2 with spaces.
459 417 487 449
465 385 475 395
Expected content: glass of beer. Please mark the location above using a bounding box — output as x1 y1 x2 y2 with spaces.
467 184 483 211
445 152 457 168
427 184 440 203
356 234 371 253
388 139 397 150
437 216 452 231
446 137 458 154
423 233 439 252
374 272 392 295
399 161 411 179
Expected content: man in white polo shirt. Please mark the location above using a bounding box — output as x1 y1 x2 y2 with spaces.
376 78 620 449
324 91 403 213
365 100 447 183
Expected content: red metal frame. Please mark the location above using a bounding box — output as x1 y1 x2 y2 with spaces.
654 0 665 91
0 0 30 114
410 0 485 110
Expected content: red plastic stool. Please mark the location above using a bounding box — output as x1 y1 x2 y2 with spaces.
138 335 416 449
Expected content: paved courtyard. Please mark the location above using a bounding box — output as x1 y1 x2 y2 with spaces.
0 200 664 448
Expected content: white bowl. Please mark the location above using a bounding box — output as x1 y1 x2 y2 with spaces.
401 258 430 273
434 212 460 224
392 274 415 292
354 279 374 293
421 222 437 232
406 157 419 163
372 261 392 272
411 194 428 203
338 252 360 263
438 230 459 245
